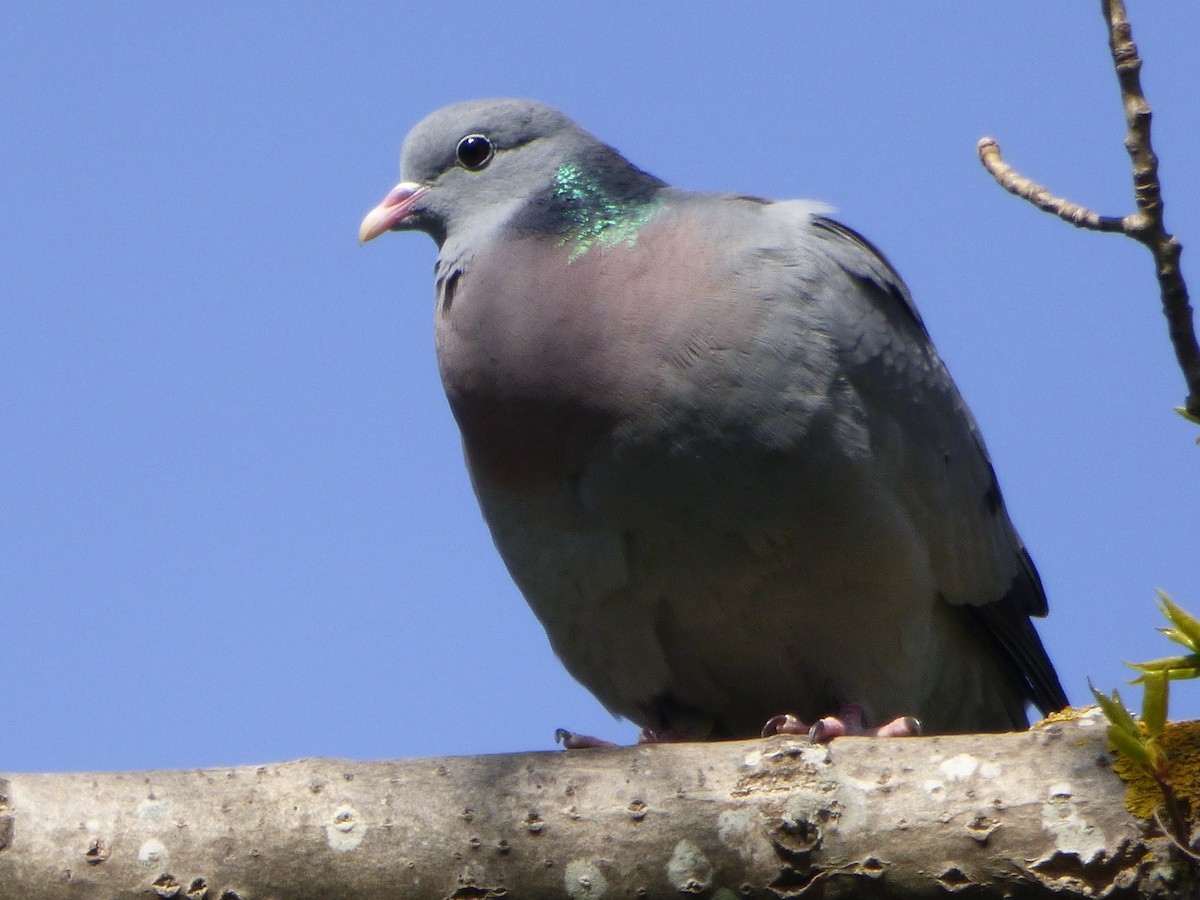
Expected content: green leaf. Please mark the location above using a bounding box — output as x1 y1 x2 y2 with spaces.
1157 591 1200 652
1175 405 1200 426
1158 628 1194 649
1106 723 1156 769
1128 655 1200 681
1163 666 1200 681
1089 681 1140 737
1128 654 1200 671
1141 670 1168 738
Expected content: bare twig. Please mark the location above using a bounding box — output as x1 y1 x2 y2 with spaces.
1152 805 1200 863
979 0 1200 417
977 139 1127 234
1155 761 1200 859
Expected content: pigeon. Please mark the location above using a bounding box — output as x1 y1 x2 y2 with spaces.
360 98 1067 742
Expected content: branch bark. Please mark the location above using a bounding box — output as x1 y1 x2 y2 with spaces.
0 713 1194 899
978 0 1200 418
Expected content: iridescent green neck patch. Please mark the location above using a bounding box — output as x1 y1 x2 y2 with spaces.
552 163 664 262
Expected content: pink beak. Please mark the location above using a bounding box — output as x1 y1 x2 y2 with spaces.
358 181 430 244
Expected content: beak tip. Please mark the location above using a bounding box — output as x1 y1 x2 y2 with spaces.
358 209 391 245
358 181 429 246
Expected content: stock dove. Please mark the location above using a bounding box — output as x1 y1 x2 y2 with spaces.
360 99 1067 742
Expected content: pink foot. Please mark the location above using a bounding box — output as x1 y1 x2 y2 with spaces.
555 728 620 749
762 704 921 742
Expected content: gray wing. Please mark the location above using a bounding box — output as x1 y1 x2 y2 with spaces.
804 214 1066 714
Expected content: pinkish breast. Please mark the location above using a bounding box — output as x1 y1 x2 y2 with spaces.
432 217 743 489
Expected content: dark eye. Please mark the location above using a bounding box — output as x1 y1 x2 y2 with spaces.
456 134 494 170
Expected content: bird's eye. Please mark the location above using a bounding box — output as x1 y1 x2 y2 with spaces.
456 134 494 171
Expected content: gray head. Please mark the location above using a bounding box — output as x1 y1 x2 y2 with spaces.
359 99 663 248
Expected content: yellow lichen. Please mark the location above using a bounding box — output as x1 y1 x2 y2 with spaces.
1037 706 1088 726
1110 720 1200 821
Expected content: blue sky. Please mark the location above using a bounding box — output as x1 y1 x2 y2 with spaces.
4 3 1198 773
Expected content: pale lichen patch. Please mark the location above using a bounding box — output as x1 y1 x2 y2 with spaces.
741 748 764 768
138 798 173 822
1041 783 1107 862
716 807 759 855
796 744 832 767
325 805 366 852
564 859 607 899
667 839 713 893
939 754 980 781
138 838 168 865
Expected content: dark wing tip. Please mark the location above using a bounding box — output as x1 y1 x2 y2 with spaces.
965 585 1068 717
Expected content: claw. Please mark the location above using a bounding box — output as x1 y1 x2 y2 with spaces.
762 713 808 737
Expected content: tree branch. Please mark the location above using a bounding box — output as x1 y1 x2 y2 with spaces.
978 0 1200 418
0 713 1193 899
